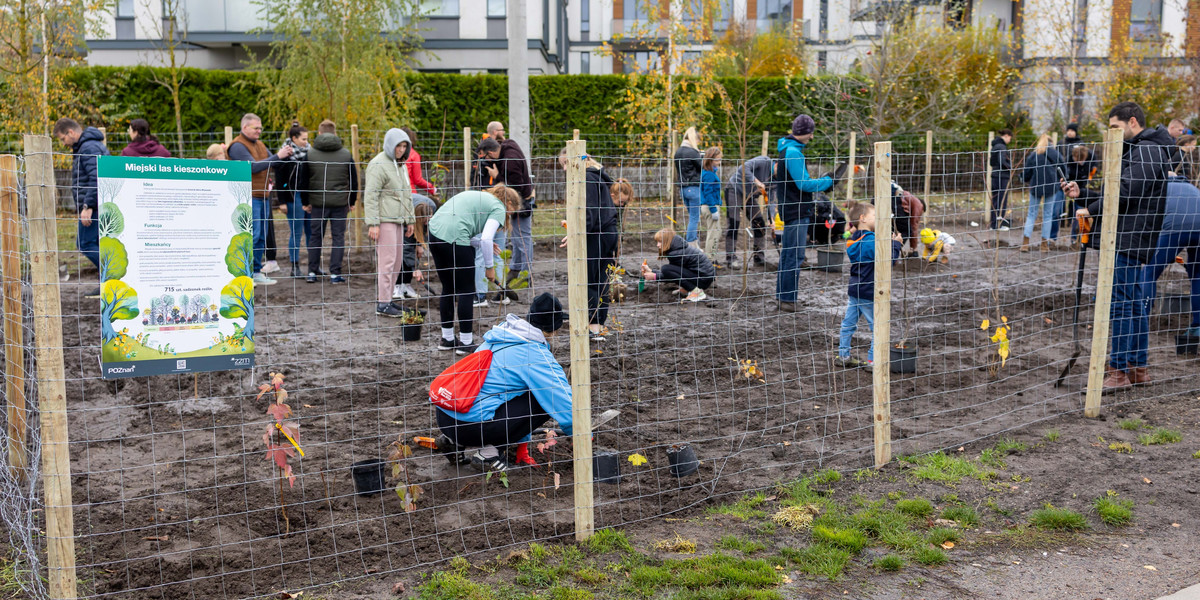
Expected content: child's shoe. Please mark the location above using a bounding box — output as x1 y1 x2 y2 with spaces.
685 289 707 302
836 355 869 369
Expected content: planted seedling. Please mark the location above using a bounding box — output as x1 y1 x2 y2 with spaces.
257 372 301 534
386 436 423 512
398 309 425 325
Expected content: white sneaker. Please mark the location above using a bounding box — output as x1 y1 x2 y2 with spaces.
400 283 420 299
252 272 277 286
262 260 280 274
472 298 489 308
393 284 404 299
685 289 707 302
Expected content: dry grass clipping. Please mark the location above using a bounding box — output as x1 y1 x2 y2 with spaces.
652 533 697 554
773 504 821 530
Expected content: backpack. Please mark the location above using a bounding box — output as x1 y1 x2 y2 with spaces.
429 343 517 413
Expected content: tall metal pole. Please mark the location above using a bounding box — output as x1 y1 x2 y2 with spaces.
507 0 531 163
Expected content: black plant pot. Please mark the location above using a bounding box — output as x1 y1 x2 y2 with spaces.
816 247 844 273
1176 335 1200 356
890 345 918 374
1160 294 1191 316
593 450 621 484
351 459 387 496
402 323 422 342
666 444 699 477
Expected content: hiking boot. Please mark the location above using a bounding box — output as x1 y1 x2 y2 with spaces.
1040 240 1050 253
1128 366 1151 386
456 342 479 356
252 272 277 286
727 257 741 270
437 338 458 352
836 355 868 369
1019 236 1030 252
435 435 470 466
1102 366 1133 394
685 289 707 302
376 302 403 318
777 301 796 313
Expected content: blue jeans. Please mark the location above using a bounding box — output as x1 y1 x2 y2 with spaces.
474 228 507 300
1110 253 1149 370
1022 193 1053 242
252 197 270 273
509 214 533 276
1145 230 1200 332
284 197 309 264
681 185 701 243
839 296 875 361
78 216 99 269
775 218 809 303
1048 190 1065 240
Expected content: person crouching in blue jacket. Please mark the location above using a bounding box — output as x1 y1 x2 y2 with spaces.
837 202 903 368
436 293 573 472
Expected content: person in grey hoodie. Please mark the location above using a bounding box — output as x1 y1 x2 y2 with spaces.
301 120 359 282
364 128 415 317
725 155 773 269
52 118 110 298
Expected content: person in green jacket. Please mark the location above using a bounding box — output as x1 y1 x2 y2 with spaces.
364 128 415 317
300 120 359 283
428 184 522 354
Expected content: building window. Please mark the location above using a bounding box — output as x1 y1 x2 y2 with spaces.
487 0 505 17
1129 0 1162 40
817 50 827 73
758 0 792 29
622 50 658 73
424 0 459 17
581 52 591 74
117 0 135 17
624 0 655 21
1070 82 1086 123
581 0 590 37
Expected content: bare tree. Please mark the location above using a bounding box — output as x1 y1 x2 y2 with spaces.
139 0 188 156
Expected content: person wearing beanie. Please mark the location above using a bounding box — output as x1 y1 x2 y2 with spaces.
433 292 573 473
774 114 834 312
918 227 956 264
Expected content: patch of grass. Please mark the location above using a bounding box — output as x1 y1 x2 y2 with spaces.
514 543 574 587
811 469 842 486
874 554 905 571
940 506 979 527
571 566 607 586
784 544 853 580
778 478 832 510
853 468 876 482
585 529 633 554
880 530 926 554
671 588 783 600
1193 449 1200 459
661 554 781 590
416 571 495 600
715 535 767 555
706 492 769 521
912 546 948 566
939 493 959 504
1118 418 1146 431
993 437 1027 453
894 498 934 518
925 528 960 546
811 525 869 553
985 497 1011 517
1029 506 1088 531
1138 428 1183 446
978 448 1007 469
546 586 593 600
969 526 1083 550
1044 429 1061 442
1108 441 1134 453
1093 493 1134 526
755 522 777 537
902 452 990 484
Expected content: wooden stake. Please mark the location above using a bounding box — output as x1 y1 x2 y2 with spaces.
0 154 27 483
1051 132 1058 146
564 139 594 541
1084 128 1124 418
224 126 233 146
760 130 769 157
572 129 580 140
984 131 994 228
923 130 933 200
872 140 893 468
846 131 857 205
24 134 79 598
350 124 362 253
98 126 106 143
463 127 472 191
668 129 677 226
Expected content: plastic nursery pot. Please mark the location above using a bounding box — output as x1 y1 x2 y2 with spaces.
666 444 699 477
593 450 621 484
1160 294 1191 317
351 459 387 496
402 323 422 342
1176 335 1200 356
889 344 918 374
816 247 844 273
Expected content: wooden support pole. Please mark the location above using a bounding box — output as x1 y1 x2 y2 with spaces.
224 126 233 146
1084 128 1124 418
564 139 594 541
923 130 933 201
463 127 472 191
97 126 106 143
984 131 994 227
572 129 580 140
761 130 769 157
846 131 857 205
350 124 362 253
872 141 893 469
668 129 677 226
0 155 27 483
1051 132 1058 146
24 134 79 598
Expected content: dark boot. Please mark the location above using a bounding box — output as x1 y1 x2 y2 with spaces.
1128 367 1151 386
1102 366 1133 394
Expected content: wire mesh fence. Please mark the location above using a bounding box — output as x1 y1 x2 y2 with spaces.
0 126 1198 600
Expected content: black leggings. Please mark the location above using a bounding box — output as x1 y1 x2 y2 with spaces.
429 234 477 334
587 232 619 326
660 264 713 292
436 392 550 450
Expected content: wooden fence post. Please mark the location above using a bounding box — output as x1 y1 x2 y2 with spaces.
872 140 893 468
463 127 472 191
564 139 594 541
24 134 79 598
224 126 233 146
923 130 933 201
572 129 580 140
761 130 769 157
1084 128 1124 418
984 131 994 228
0 155 27 483
668 129 677 226
846 131 856 205
350 124 362 253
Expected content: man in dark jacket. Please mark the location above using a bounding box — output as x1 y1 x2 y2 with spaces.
53 118 110 298
300 120 359 283
487 122 535 290
1062 102 1172 391
726 155 773 268
774 114 834 311
989 129 1013 230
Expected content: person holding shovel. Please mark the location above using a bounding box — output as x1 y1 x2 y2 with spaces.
725 155 773 269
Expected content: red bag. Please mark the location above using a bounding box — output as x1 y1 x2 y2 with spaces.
429 344 515 413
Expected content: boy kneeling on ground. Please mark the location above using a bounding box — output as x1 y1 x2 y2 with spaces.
918 228 956 264
433 293 573 472
837 202 903 368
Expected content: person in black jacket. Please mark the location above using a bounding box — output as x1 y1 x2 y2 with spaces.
725 155 773 268
558 149 620 340
989 129 1013 230
274 122 310 277
301 120 359 283
53 118 110 298
488 122 536 292
640 228 715 302
1061 102 1172 391
675 127 704 245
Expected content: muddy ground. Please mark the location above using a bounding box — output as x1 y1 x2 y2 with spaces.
40 204 1200 599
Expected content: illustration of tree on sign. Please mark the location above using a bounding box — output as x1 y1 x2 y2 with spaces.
225 230 253 279
98 198 140 343
229 182 253 209
220 277 255 342
101 280 139 342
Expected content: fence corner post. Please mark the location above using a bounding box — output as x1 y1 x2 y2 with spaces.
0 154 28 484
872 140 893 468
1084 128 1124 418
564 139 595 541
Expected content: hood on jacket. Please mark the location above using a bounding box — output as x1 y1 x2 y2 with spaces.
667 234 688 254
382 128 411 163
125 137 170 157
778 135 805 156
75 127 106 150
484 314 547 345
312 132 345 152
991 137 1008 149
1132 125 1177 149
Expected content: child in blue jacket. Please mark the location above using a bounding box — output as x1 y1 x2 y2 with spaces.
700 147 724 264
838 202 903 368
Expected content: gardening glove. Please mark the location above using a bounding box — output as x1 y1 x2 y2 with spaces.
513 443 537 466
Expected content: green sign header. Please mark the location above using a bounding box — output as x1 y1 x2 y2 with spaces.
98 156 250 181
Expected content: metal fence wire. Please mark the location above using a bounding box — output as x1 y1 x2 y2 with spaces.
0 128 1197 600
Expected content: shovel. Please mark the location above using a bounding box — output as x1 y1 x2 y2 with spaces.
1054 216 1092 387
535 408 621 438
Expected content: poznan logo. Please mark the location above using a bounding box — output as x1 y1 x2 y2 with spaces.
108 366 136 375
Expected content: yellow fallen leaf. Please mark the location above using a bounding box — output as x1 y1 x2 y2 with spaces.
941 541 955 549
1144 565 1157 571
1172 523 1181 528
628 453 648 466
980 319 989 330
1143 477 1153 484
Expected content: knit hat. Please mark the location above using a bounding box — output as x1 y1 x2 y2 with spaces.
1065 123 1079 134
528 293 567 333
791 114 816 137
